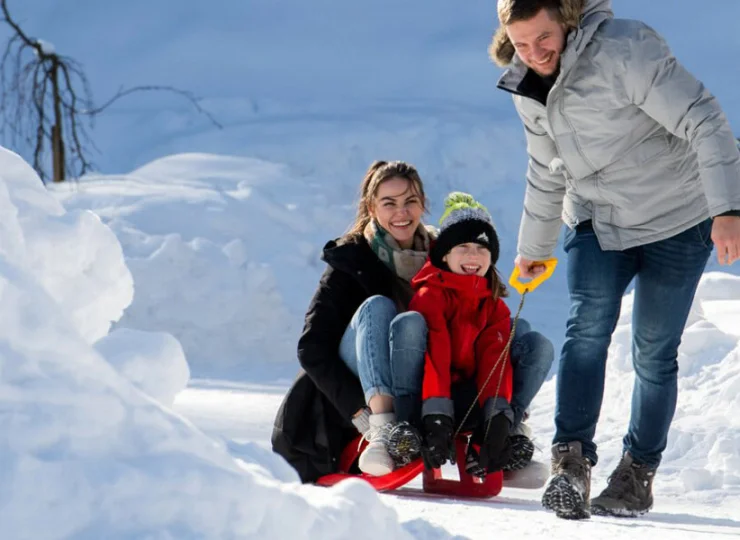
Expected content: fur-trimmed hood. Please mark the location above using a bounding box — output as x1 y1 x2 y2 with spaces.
490 0 613 67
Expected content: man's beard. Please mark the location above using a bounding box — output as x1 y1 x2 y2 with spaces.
533 58 561 79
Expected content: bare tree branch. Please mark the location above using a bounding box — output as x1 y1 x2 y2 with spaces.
0 0 223 183
1 0 36 49
84 84 223 129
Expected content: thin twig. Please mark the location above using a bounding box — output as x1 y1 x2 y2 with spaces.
83 84 223 129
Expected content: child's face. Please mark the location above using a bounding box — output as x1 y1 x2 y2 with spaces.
443 243 491 276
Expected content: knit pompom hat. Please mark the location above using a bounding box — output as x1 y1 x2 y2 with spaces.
430 192 500 268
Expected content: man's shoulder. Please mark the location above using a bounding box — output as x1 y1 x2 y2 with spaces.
593 18 664 49
585 18 669 70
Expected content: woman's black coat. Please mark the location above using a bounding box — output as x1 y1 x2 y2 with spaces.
271 234 398 482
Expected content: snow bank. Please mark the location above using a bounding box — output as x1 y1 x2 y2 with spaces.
94 328 190 406
0 148 452 540
0 147 132 342
54 153 354 377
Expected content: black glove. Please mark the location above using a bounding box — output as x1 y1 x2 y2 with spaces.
478 413 512 472
421 414 456 470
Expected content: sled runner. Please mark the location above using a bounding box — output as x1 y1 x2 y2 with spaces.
316 432 503 498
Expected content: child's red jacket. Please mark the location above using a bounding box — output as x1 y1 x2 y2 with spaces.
409 260 513 420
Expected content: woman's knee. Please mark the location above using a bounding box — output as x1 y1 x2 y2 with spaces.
358 295 397 321
390 311 428 348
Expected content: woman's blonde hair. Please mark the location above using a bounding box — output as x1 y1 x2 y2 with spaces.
345 160 428 238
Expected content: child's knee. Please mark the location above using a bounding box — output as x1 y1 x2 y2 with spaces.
513 317 532 336
520 331 555 369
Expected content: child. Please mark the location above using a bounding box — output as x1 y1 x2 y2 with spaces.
409 192 514 476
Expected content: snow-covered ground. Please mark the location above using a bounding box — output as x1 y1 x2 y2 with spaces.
2 0 740 538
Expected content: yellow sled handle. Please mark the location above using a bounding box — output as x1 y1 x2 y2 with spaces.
508 258 558 294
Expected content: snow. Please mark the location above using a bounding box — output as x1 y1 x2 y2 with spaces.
54 153 313 376
1 0 740 538
0 147 132 343
36 39 55 55
94 328 190 406
0 148 446 539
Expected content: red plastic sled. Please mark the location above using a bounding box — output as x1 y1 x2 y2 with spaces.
316 433 503 498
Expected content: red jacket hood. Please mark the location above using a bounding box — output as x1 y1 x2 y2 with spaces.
411 260 491 298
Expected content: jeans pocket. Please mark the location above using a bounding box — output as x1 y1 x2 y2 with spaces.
563 220 594 253
693 219 714 250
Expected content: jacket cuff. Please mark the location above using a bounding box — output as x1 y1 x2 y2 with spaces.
422 398 454 420
517 214 561 261
483 397 514 425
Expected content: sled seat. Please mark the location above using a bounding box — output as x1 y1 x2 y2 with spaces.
316 433 503 498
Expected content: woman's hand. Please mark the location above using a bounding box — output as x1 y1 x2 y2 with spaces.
514 255 548 279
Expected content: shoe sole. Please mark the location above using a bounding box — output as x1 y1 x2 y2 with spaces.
591 503 652 518
542 475 590 520
503 436 535 472
358 458 394 477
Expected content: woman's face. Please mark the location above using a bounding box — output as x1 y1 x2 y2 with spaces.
370 176 424 249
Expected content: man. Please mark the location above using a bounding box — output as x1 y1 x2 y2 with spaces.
491 0 740 520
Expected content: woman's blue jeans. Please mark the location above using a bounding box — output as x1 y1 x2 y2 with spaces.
339 296 427 424
339 295 554 429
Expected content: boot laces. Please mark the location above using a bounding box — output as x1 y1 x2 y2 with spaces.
358 422 393 451
603 460 642 498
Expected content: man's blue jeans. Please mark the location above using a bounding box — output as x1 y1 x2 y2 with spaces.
555 220 713 468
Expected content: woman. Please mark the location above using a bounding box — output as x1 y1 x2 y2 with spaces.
272 160 432 481
272 160 554 482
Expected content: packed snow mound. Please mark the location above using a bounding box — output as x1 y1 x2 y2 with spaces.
0 147 132 342
0 148 453 539
94 328 190 406
54 153 357 377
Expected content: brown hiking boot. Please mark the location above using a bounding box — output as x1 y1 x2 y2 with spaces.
591 453 655 517
541 441 592 520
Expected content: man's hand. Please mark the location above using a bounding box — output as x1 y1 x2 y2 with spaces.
514 254 549 279
712 216 740 265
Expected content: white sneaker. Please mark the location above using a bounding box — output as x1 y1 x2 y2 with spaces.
358 413 396 476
